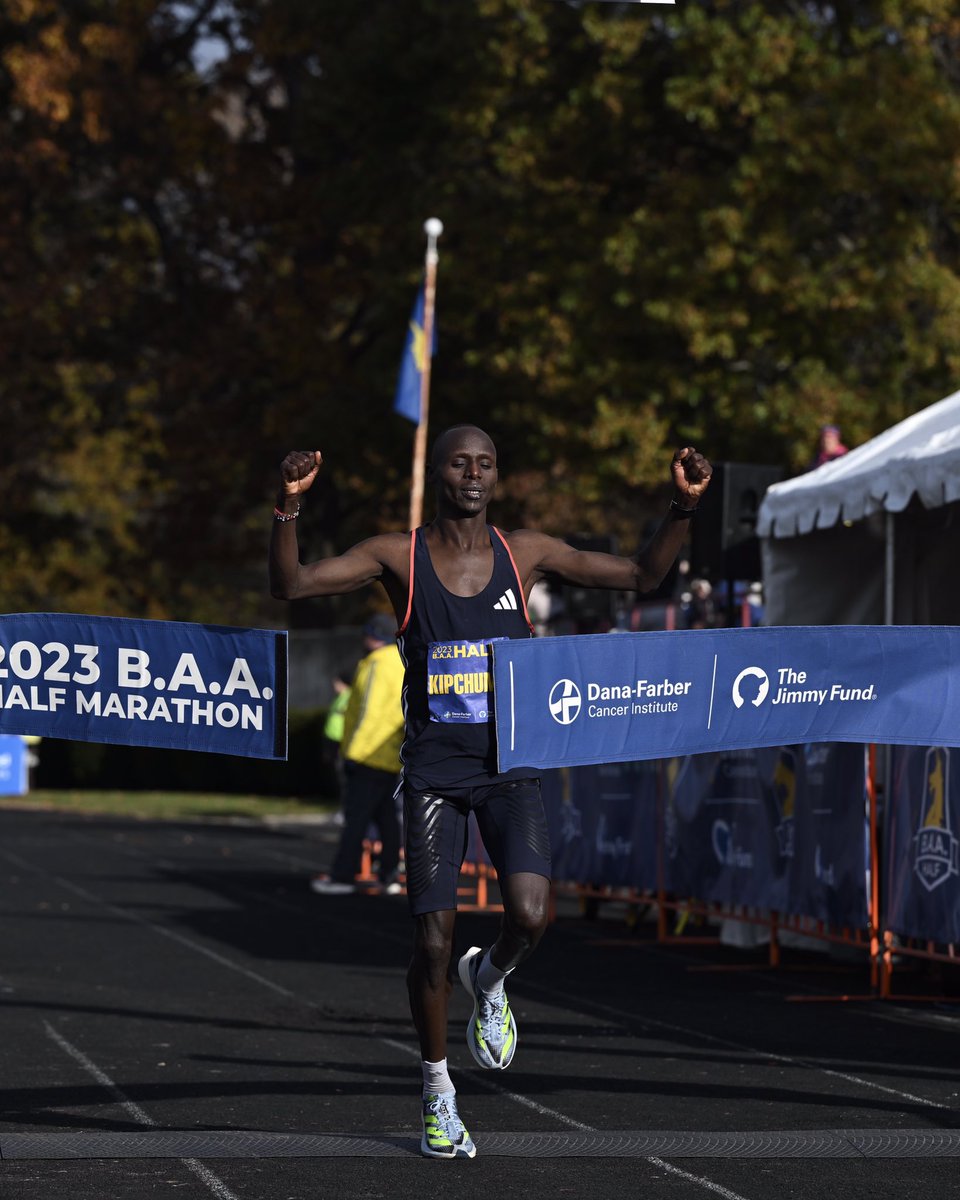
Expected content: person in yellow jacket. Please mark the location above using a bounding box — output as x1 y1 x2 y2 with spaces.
312 614 405 895
322 667 353 822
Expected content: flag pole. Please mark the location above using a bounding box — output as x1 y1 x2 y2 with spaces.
408 217 442 531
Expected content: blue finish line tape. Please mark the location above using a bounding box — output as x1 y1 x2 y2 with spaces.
0 613 287 760
492 625 960 772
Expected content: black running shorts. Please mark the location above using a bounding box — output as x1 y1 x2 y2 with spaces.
402 778 552 916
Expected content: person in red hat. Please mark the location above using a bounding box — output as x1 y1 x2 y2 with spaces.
810 424 849 469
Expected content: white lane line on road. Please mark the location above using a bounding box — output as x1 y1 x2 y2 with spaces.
10 844 750 1197
1 850 301 1000
9 834 948 1120
382 1036 752 1197
52 871 302 1001
518 979 949 1112
54 827 413 950
63 825 950 1089
1 845 403 1009
380 1037 595 1131
648 1156 756 1199
43 1021 240 1200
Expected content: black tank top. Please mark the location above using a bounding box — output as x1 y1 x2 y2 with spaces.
397 525 535 790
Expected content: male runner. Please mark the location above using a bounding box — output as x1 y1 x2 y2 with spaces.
269 425 711 1159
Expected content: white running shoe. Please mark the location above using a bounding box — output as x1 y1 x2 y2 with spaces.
458 945 517 1070
420 1091 476 1159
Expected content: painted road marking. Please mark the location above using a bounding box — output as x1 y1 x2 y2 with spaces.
43 1022 240 1200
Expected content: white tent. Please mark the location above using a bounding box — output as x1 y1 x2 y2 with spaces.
758 389 960 626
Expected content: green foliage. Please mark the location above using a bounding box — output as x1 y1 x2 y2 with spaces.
2 0 960 621
13 790 334 819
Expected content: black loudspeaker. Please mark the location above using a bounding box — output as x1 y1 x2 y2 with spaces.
689 462 784 581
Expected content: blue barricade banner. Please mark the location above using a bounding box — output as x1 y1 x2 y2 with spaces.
664 750 783 910
662 744 866 925
0 613 287 760
886 746 960 944
541 763 659 891
787 744 868 927
0 734 28 795
492 626 960 772
468 746 867 929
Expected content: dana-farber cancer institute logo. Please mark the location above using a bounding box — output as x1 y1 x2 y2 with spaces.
546 672 691 724
548 679 582 725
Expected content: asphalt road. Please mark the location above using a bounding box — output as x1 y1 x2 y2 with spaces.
0 806 958 1200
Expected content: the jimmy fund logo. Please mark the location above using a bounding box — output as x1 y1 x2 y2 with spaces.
732 666 769 708
914 747 959 893
730 665 876 710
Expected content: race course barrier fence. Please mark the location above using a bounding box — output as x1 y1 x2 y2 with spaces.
536 746 872 972
507 746 958 998
479 627 960 996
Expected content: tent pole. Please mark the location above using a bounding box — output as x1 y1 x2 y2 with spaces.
884 512 895 625
879 510 895 973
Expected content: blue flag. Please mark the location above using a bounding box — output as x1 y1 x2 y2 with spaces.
393 286 436 424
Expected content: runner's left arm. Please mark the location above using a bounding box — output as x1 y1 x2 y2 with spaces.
517 447 712 594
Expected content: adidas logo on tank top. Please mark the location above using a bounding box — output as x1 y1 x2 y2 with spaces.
493 588 518 611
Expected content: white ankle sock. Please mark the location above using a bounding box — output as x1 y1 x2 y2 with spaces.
476 949 512 996
421 1057 454 1097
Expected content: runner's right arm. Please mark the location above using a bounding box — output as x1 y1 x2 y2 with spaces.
269 450 407 600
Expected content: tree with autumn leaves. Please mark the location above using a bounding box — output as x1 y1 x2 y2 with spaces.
1 0 959 626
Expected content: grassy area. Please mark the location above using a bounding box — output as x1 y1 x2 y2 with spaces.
0 789 336 823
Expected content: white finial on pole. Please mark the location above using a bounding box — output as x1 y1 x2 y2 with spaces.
424 217 443 265
408 218 443 531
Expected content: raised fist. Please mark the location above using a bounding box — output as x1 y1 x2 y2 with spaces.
280 450 322 498
671 447 712 506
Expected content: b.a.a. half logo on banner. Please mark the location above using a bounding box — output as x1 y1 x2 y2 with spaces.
914 748 959 893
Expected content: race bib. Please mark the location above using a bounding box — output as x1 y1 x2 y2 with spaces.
427 639 501 724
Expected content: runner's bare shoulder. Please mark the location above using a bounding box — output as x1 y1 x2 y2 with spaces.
366 531 414 581
496 529 569 583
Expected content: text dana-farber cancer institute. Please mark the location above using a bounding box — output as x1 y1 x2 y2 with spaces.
587 677 692 719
